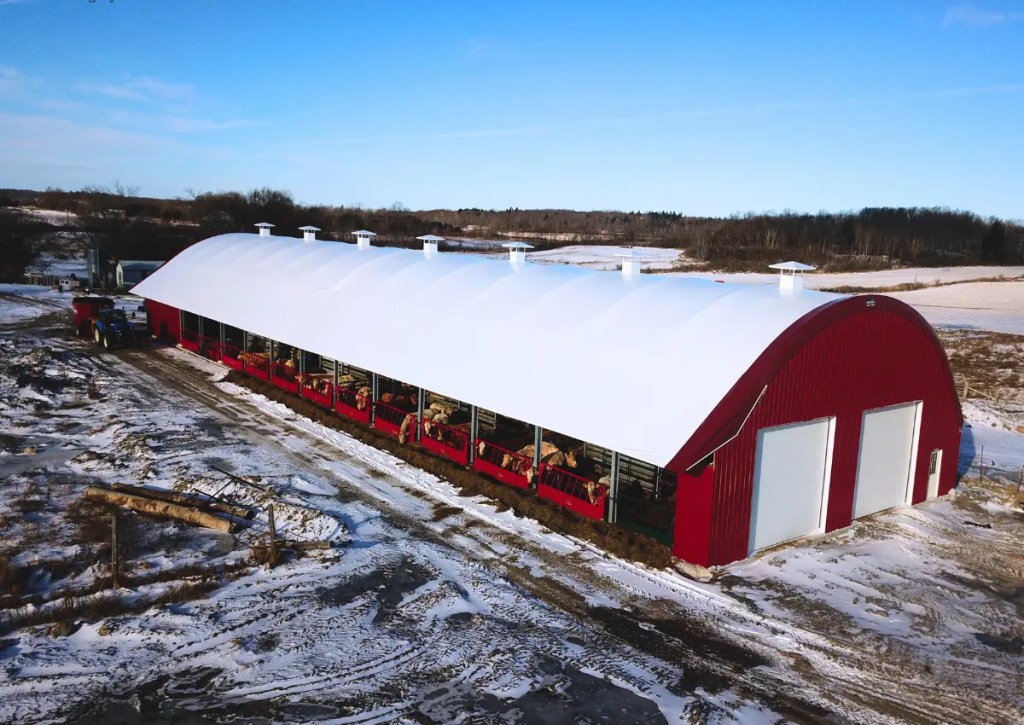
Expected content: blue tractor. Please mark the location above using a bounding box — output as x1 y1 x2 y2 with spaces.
93 308 139 349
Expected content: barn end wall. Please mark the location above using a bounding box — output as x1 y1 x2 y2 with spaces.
146 300 181 342
673 296 962 567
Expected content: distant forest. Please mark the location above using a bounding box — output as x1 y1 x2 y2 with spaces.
1 185 1021 282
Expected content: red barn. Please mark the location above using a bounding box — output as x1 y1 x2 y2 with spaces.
133 227 962 567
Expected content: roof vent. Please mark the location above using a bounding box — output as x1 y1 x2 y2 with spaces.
502 241 534 266
352 229 377 249
417 234 445 257
299 225 320 242
614 247 652 278
769 261 816 296
255 222 274 238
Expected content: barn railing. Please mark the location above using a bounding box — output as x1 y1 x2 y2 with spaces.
334 385 371 424
220 343 244 371
420 419 470 466
180 328 200 353
271 362 300 394
198 334 221 361
373 401 416 442
538 466 607 520
300 377 333 408
472 439 532 489
239 352 270 380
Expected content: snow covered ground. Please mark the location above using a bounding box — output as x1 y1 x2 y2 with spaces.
24 253 88 280
14 208 80 227
448 241 685 270
672 264 1024 289
0 285 71 323
0 284 1022 723
463 245 1024 335
524 245 683 271
887 281 1024 335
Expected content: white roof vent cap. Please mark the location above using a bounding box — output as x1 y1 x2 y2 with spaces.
352 229 377 249
255 222 275 238
614 247 653 278
417 234 445 257
769 261 816 295
299 225 320 242
502 241 534 266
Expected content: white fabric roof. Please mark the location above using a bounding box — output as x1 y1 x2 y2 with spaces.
132 233 842 468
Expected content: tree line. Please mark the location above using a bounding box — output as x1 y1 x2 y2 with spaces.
1 185 1021 282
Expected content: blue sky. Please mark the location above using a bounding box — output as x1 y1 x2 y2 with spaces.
0 1 1022 218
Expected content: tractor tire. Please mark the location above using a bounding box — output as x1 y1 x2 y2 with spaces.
94 327 102 344
103 334 111 349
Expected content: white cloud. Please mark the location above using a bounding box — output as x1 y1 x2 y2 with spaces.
943 4 1024 26
0 111 178 160
77 75 195 103
0 66 25 92
39 98 83 112
165 117 264 133
103 107 265 134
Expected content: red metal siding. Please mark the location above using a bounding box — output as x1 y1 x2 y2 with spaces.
708 308 961 565
672 463 716 564
146 300 181 342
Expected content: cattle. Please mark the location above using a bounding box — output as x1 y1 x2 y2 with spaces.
516 442 580 469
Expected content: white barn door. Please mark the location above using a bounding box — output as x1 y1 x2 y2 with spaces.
749 418 834 555
853 402 921 519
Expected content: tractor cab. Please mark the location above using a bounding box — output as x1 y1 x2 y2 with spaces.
99 308 129 326
91 305 139 349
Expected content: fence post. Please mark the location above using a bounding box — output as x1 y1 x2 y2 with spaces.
267 504 278 566
978 445 985 483
110 514 120 589
962 379 969 399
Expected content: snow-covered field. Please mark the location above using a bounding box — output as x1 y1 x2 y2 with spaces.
524 245 683 271
0 282 1022 723
447 241 685 270
467 245 1024 335
887 281 1024 335
24 253 88 280
672 264 1024 289
14 208 80 227
0 286 70 323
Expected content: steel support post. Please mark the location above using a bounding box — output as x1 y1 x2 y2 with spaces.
416 388 426 442
608 451 621 524
469 406 479 464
